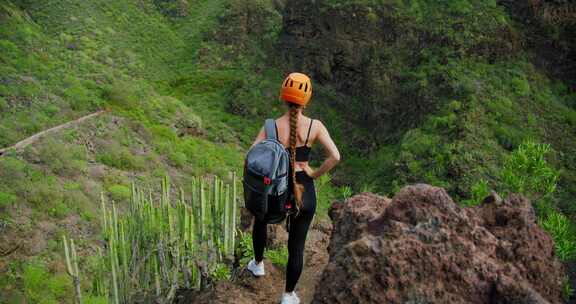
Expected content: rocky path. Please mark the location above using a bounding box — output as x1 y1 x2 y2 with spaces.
176 217 331 304
0 110 106 156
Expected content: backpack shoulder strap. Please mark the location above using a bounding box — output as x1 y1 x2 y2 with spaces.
264 119 277 140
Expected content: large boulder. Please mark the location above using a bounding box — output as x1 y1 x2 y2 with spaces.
313 184 565 304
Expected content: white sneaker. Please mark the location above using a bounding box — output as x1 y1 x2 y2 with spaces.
280 291 300 304
247 259 265 276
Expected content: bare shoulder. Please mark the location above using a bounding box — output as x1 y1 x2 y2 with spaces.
311 118 327 133
274 116 287 125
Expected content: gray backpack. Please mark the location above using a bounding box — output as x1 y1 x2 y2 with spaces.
243 119 293 224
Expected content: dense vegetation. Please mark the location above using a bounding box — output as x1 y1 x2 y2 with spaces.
0 0 574 302
286 0 576 298
0 0 340 302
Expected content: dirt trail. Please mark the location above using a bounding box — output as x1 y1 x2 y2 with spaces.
176 218 331 304
0 110 105 156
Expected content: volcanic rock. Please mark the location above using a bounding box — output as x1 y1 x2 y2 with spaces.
313 184 565 304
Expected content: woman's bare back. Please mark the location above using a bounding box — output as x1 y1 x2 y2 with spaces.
274 115 316 149
251 112 340 177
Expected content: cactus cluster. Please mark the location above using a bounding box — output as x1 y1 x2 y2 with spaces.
65 172 239 303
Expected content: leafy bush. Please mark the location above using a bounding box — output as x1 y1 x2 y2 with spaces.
0 96 8 112
510 76 531 97
62 76 97 111
107 184 131 202
48 200 72 219
264 246 288 269
150 125 177 143
168 150 187 168
97 145 146 171
102 80 139 109
84 296 109 304
210 263 231 281
22 261 71 303
564 279 574 302
315 173 339 218
27 181 64 209
500 141 559 201
340 186 352 201
37 138 87 176
0 191 17 208
236 230 254 267
462 179 490 206
540 211 576 261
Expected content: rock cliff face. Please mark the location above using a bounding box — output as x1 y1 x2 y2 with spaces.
278 0 518 142
313 184 565 304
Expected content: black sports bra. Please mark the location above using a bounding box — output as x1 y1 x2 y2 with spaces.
277 119 314 162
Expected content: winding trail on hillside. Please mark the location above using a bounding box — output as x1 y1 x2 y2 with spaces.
0 110 106 156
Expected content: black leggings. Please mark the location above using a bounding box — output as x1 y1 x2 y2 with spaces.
252 171 316 292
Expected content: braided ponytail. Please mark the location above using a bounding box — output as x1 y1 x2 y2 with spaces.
289 104 305 210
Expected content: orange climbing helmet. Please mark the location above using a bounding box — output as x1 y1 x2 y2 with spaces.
279 72 312 106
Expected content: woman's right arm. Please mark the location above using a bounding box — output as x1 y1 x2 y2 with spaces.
307 120 340 179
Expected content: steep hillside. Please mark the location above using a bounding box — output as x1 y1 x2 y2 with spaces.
1 0 575 302
0 0 344 302
276 0 576 300
279 0 576 205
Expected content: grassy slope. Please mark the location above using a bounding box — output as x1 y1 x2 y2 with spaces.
307 0 576 208
291 0 575 295
1 0 574 301
0 0 342 300
307 0 576 297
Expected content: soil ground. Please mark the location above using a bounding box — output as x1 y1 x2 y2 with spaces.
175 218 331 304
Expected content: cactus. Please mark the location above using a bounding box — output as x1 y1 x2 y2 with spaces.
223 184 230 256
231 171 237 253
87 173 239 301
63 235 82 304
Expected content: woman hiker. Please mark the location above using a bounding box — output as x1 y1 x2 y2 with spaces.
246 72 341 304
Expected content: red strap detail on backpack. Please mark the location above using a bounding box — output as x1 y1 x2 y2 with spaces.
263 176 271 185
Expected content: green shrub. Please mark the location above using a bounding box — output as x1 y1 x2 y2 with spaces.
150 125 177 143
103 80 139 108
510 76 531 96
236 231 288 268
0 96 8 112
49 201 72 219
22 261 71 303
360 183 377 193
315 173 339 218
84 296 109 304
0 156 41 195
540 210 576 261
210 263 231 281
64 190 94 220
564 279 574 302
0 191 17 208
42 104 60 116
37 139 87 176
264 246 288 268
340 186 352 201
462 179 490 206
500 141 559 201
236 230 254 267
107 184 131 202
492 125 525 151
168 150 187 167
564 109 576 127
97 145 146 171
27 181 64 210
